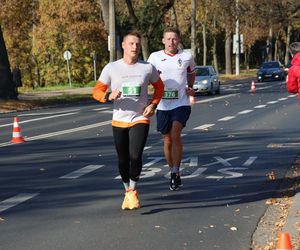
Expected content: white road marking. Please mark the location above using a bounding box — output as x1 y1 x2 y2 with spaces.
92 107 110 111
18 109 81 116
267 143 300 148
267 101 278 104
193 124 215 130
218 116 235 121
288 94 297 98
203 157 239 167
278 98 288 101
254 105 266 108
0 193 39 213
242 156 257 166
196 94 238 104
144 146 152 150
238 110 253 114
0 112 79 128
59 165 104 179
0 120 112 148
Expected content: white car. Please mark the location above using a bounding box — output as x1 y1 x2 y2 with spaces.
193 66 220 95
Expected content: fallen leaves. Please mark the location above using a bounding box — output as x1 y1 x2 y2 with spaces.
266 171 276 180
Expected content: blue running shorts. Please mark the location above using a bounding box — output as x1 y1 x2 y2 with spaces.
156 106 191 135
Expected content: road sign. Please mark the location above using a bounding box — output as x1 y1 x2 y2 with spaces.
63 50 72 60
233 34 244 54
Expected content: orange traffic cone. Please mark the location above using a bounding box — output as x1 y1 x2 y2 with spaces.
10 117 25 143
250 80 256 93
276 232 292 250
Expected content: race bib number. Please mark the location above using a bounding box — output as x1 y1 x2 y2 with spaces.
122 85 141 97
163 89 178 99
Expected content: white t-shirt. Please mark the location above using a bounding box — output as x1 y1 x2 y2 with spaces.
148 49 195 110
99 59 160 125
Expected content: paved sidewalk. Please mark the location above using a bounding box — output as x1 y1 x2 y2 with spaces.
18 87 93 100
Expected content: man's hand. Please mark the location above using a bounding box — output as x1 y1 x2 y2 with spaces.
143 104 156 118
186 86 195 96
108 89 121 101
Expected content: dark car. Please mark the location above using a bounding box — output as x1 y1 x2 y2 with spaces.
257 61 285 82
193 66 220 95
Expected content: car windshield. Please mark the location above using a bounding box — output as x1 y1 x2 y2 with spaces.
261 62 279 69
196 68 209 76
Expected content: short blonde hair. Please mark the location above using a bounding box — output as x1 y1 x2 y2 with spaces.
163 27 181 38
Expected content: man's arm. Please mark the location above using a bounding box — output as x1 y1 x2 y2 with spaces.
187 71 195 88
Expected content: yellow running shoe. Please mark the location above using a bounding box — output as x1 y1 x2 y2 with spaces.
121 191 130 210
127 189 140 210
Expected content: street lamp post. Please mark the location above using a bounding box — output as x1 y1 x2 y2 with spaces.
235 0 240 75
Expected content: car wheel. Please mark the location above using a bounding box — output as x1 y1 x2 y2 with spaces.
208 83 214 95
215 83 220 95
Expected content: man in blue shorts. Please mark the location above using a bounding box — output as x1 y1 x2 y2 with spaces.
148 27 196 190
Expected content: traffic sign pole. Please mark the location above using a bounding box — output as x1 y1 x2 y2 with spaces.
63 50 72 87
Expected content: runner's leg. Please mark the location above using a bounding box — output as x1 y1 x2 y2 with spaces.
129 123 149 184
113 126 130 185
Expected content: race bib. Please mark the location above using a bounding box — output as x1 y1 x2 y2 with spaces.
122 84 141 97
163 89 178 99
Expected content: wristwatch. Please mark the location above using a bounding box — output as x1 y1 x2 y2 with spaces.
151 103 157 110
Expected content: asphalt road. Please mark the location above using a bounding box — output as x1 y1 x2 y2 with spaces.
0 79 299 250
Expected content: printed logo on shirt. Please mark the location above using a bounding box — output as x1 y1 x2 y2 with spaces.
177 58 182 67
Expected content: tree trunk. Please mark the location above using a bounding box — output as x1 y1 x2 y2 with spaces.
212 36 218 74
0 25 16 99
99 0 109 31
267 26 273 61
225 27 232 75
212 15 218 73
141 35 149 60
285 23 292 65
191 0 196 58
202 23 207 66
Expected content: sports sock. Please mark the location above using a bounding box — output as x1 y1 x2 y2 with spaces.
129 179 136 190
123 182 129 191
171 166 179 174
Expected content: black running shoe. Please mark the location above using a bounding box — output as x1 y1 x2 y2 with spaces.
177 174 182 186
170 173 180 191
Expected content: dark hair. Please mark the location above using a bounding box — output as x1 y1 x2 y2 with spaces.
123 31 141 42
289 42 300 56
163 27 181 38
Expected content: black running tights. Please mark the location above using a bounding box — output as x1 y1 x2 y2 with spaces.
112 123 149 183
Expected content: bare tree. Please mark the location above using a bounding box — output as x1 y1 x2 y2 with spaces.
124 0 175 60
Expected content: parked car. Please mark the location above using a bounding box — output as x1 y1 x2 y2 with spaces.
257 61 285 82
193 66 220 95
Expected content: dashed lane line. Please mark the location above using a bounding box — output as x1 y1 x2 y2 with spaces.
0 120 112 148
218 116 235 121
267 143 300 148
238 110 253 114
0 193 39 213
92 107 111 111
196 94 238 104
267 101 278 104
193 124 215 130
254 105 267 108
18 109 81 116
59 165 104 179
0 112 79 128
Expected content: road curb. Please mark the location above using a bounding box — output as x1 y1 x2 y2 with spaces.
251 155 300 249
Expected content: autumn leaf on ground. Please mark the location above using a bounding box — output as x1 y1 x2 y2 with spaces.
266 171 276 180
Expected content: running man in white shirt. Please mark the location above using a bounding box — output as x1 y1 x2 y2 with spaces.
93 31 164 209
148 27 196 191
